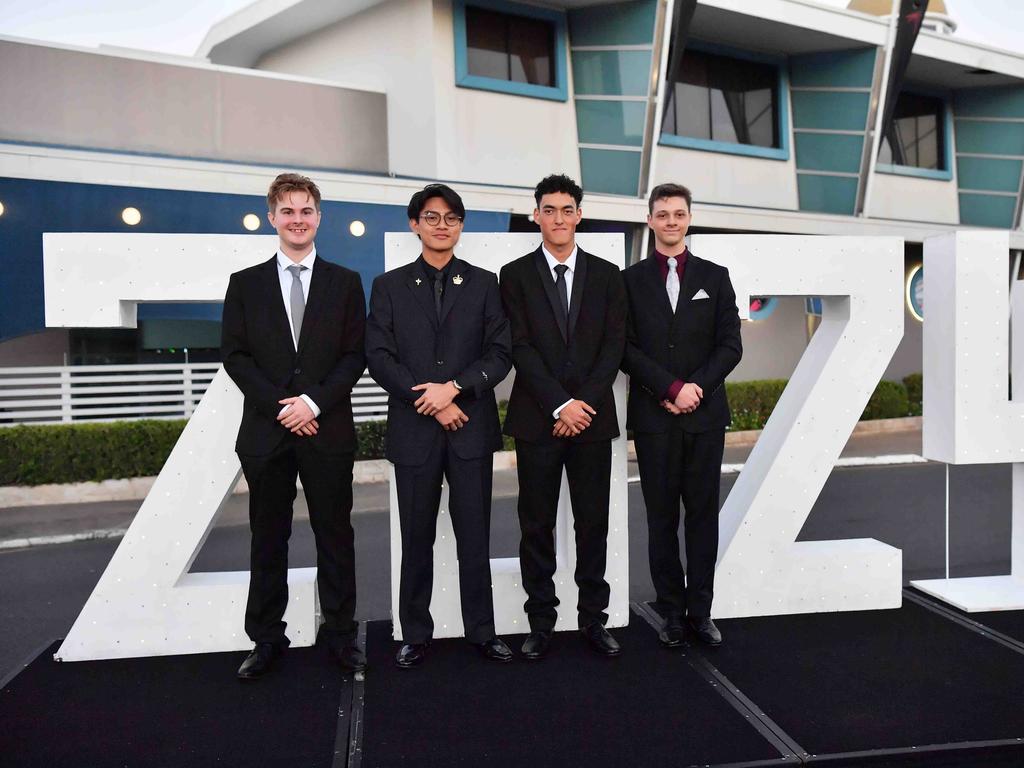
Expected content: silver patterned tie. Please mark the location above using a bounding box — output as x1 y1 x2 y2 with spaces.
286 264 307 346
666 257 680 311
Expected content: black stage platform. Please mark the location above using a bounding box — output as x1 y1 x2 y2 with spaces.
4 592 1024 768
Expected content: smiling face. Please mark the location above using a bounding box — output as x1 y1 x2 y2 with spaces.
535 191 582 253
268 190 321 259
647 196 691 252
409 195 463 258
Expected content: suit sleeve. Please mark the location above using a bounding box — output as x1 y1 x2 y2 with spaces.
500 264 572 416
455 273 512 398
303 272 367 415
365 276 419 403
621 275 678 400
576 266 627 408
220 272 290 420
687 268 743 397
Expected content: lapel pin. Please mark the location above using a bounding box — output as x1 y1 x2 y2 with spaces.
453 274 463 285
415 278 422 285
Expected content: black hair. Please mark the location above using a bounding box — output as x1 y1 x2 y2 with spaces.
407 183 466 221
648 182 692 213
533 174 583 207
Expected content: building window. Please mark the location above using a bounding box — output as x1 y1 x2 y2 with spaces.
662 47 785 159
879 91 946 171
454 0 568 101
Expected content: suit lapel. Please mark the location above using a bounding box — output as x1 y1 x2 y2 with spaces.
404 260 439 328
567 248 588 341
643 254 675 320
676 252 702 319
439 256 469 326
532 248 568 343
262 256 295 350
296 257 333 354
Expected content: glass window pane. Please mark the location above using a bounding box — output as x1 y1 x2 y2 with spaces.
710 89 739 143
466 6 509 80
673 82 711 139
880 91 945 170
508 15 554 86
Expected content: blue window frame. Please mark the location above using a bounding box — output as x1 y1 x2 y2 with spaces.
453 0 568 102
876 88 954 181
660 42 790 161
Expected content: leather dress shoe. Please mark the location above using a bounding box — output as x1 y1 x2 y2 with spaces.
395 642 429 669
330 643 367 672
474 636 513 662
520 630 552 660
688 616 723 646
658 618 685 648
582 623 622 657
237 642 282 680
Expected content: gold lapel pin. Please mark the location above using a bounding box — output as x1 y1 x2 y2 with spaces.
453 274 463 285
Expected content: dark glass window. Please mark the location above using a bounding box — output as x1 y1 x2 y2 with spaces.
466 5 555 87
879 91 945 170
663 49 779 149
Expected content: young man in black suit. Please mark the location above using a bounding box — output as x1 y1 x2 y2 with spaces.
366 184 514 668
222 173 367 679
622 183 742 647
500 174 627 659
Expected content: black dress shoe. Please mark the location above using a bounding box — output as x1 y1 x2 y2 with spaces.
237 642 282 680
658 618 685 648
688 616 723 646
395 642 428 669
330 643 367 672
520 631 551 660
582 623 622 657
474 637 513 662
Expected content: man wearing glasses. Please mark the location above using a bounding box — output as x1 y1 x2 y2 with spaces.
366 184 514 668
499 174 627 659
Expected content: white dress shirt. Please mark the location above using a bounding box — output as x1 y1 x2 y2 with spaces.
541 244 578 419
276 248 320 418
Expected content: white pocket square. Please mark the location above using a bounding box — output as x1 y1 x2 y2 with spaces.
692 288 710 300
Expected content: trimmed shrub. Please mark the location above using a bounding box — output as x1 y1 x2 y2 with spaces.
861 380 910 421
903 373 922 417
725 379 788 431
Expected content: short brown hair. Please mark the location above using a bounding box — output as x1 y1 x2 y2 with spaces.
267 172 322 212
648 183 692 213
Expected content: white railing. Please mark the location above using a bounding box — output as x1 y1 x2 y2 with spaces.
0 364 389 425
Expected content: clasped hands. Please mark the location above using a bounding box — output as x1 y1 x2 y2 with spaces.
412 381 468 431
277 396 318 436
553 399 596 438
661 382 703 415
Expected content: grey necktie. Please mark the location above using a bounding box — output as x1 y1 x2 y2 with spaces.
554 264 569 326
286 264 307 346
666 257 680 312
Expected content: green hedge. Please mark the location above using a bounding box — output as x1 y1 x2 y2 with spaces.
1 377 922 486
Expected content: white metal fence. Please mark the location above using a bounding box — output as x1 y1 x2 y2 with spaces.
0 364 389 425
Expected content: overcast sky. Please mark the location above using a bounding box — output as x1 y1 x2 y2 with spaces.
0 0 1019 57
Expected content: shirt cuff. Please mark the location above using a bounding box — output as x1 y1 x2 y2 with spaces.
664 380 685 402
299 394 321 418
552 398 574 419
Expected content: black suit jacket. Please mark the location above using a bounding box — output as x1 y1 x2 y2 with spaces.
499 247 626 444
622 251 742 434
221 254 366 456
365 256 511 466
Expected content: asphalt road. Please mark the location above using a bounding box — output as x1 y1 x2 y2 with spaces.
0 462 1010 682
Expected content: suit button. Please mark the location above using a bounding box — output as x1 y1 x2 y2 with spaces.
668 343 675 349
294 368 301 374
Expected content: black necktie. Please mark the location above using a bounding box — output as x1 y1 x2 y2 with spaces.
433 275 444 321
554 264 569 327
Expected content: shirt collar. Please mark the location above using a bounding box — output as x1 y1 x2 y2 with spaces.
277 246 317 273
541 244 578 274
418 254 453 280
653 248 687 269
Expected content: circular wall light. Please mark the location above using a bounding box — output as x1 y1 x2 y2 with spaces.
349 220 366 237
121 207 142 226
0 200 5 217
242 213 261 231
906 264 923 322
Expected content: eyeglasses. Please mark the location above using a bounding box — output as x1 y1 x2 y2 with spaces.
420 212 463 226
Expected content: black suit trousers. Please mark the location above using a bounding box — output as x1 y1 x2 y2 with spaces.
394 431 496 644
634 427 724 619
515 438 611 631
239 439 357 647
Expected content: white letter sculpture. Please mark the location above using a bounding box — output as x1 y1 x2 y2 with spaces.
912 231 1024 611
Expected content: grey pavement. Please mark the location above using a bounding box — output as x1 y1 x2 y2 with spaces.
0 425 923 544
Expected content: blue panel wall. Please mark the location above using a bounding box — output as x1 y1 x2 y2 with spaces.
790 48 876 215
568 0 656 197
953 86 1024 229
0 177 510 342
